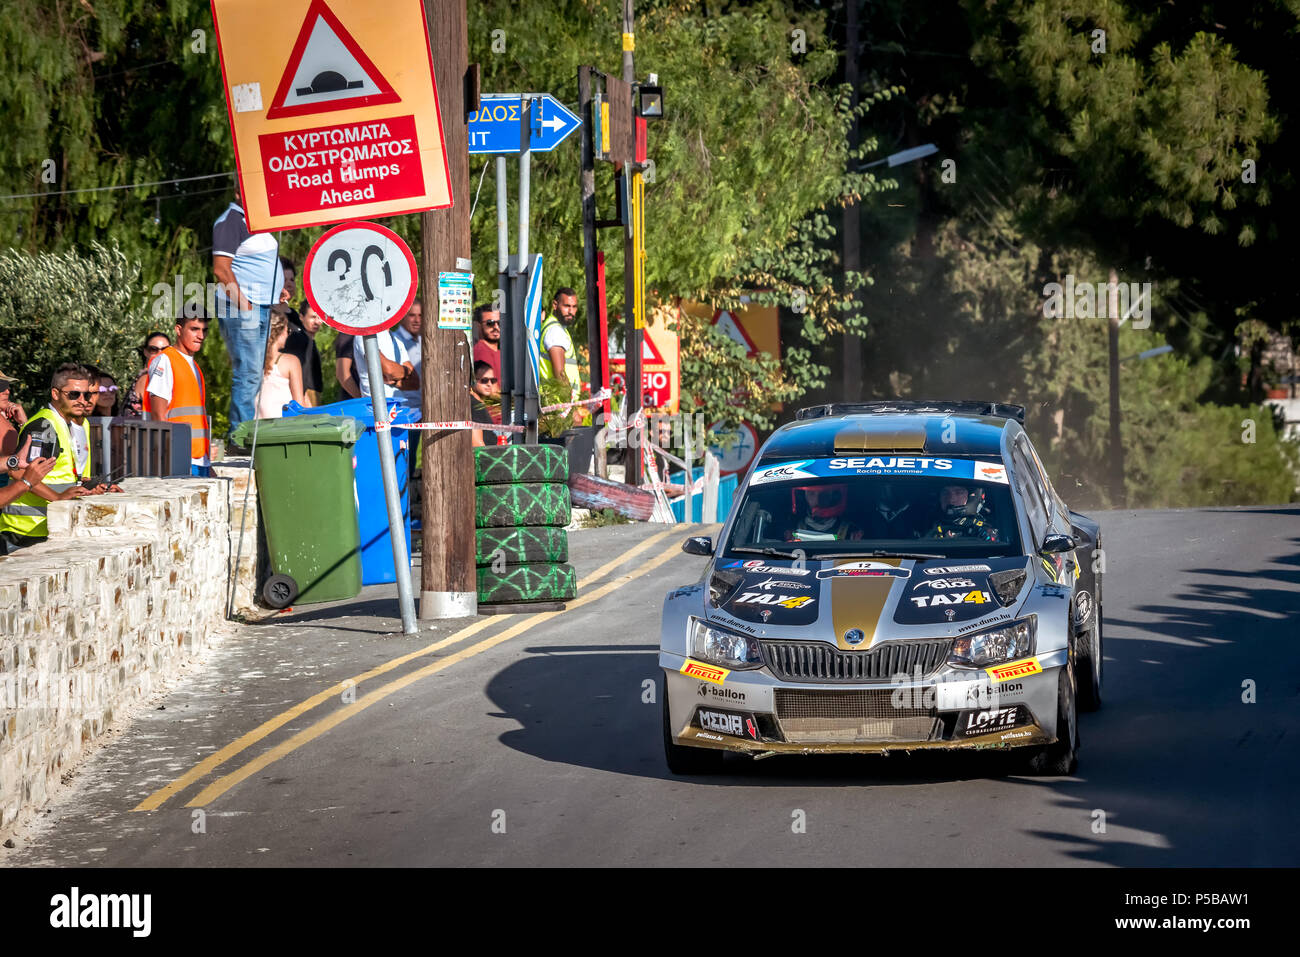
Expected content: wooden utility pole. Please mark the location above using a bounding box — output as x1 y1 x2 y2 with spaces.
1107 269 1125 507
420 0 476 619
842 0 862 401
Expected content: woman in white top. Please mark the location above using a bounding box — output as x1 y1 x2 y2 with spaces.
257 309 309 418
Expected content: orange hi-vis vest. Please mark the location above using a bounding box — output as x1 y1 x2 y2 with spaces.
159 346 209 460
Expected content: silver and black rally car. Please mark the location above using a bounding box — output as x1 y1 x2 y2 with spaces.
660 401 1102 776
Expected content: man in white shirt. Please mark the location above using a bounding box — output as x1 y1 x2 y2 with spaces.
353 329 419 400
390 301 424 407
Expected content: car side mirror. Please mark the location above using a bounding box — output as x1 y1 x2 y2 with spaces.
682 536 714 556
1040 533 1076 554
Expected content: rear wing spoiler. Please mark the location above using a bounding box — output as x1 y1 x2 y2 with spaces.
795 400 1026 425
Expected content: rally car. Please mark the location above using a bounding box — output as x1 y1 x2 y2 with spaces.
659 401 1102 776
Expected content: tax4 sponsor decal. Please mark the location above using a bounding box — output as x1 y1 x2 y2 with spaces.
681 660 730 684
734 592 815 609
909 590 993 608
986 656 1043 683
816 560 911 580
694 706 760 741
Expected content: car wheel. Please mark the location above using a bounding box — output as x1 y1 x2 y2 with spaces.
662 681 726 776
1025 656 1079 776
1077 611 1103 712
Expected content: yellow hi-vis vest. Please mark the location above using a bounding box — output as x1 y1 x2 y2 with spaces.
539 313 580 400
0 407 91 540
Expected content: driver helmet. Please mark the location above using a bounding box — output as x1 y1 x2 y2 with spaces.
793 483 848 520
939 484 987 519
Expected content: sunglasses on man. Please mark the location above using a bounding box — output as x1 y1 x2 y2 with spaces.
476 376 498 385
59 389 96 400
481 319 501 328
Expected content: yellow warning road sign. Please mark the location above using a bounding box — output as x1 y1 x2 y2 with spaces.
212 0 452 232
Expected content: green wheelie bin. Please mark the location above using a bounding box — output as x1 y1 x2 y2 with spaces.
233 415 364 608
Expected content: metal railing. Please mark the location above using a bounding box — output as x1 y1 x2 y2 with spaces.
87 418 192 478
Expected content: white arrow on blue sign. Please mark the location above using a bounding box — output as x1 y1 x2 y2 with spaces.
468 94 581 155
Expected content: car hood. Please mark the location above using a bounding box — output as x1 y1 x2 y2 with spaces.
706 556 1033 650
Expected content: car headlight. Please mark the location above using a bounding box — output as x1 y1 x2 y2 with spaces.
948 615 1036 667
690 618 763 670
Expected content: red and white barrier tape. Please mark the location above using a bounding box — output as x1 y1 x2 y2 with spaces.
539 389 611 414
379 420 526 433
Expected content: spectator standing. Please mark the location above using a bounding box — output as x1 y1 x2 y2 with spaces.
391 300 423 379
126 332 170 419
279 256 299 320
0 363 116 552
212 189 289 449
334 332 361 398
258 308 309 419
539 287 580 400
284 300 324 406
0 369 28 457
147 316 213 475
354 328 418 400
472 304 502 382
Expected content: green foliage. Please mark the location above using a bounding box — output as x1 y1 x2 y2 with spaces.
0 242 153 408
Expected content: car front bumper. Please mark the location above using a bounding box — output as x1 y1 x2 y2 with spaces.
661 649 1066 755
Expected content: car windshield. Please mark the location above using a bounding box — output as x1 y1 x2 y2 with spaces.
722 458 1022 559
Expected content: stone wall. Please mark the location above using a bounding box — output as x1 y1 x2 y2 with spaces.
0 471 262 830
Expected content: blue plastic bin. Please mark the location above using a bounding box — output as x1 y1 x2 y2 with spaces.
284 397 418 585
667 469 738 523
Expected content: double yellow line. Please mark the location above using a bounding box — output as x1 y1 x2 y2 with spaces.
136 526 687 811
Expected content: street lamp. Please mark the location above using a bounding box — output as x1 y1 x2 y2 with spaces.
859 143 939 170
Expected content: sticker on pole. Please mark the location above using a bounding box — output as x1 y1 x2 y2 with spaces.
304 221 417 335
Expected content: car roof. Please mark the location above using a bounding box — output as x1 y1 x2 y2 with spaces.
758 411 1015 461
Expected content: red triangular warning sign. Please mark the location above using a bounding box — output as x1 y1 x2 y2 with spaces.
642 333 667 365
712 309 759 356
265 0 400 120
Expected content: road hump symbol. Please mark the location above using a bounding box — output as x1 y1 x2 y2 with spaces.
266 0 400 119
712 309 759 356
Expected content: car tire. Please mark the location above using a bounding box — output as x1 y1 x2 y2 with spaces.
1025 656 1079 776
1077 612 1103 712
662 681 726 776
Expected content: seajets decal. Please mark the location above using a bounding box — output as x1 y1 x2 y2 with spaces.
749 460 815 485
735 592 814 609
910 590 992 607
816 560 910 580
829 456 954 471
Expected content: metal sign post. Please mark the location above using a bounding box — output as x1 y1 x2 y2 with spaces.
304 221 419 634
362 335 417 634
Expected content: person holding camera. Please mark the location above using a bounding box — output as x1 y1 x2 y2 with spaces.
0 363 119 553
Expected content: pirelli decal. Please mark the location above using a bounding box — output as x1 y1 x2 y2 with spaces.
986 657 1043 682
681 660 730 684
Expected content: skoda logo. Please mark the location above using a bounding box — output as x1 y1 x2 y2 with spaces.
844 628 865 646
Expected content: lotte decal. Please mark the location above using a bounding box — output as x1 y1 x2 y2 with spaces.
212 0 452 231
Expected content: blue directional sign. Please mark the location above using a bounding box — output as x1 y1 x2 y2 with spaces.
468 94 582 155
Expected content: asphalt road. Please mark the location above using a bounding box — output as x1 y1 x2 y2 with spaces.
6 507 1298 867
